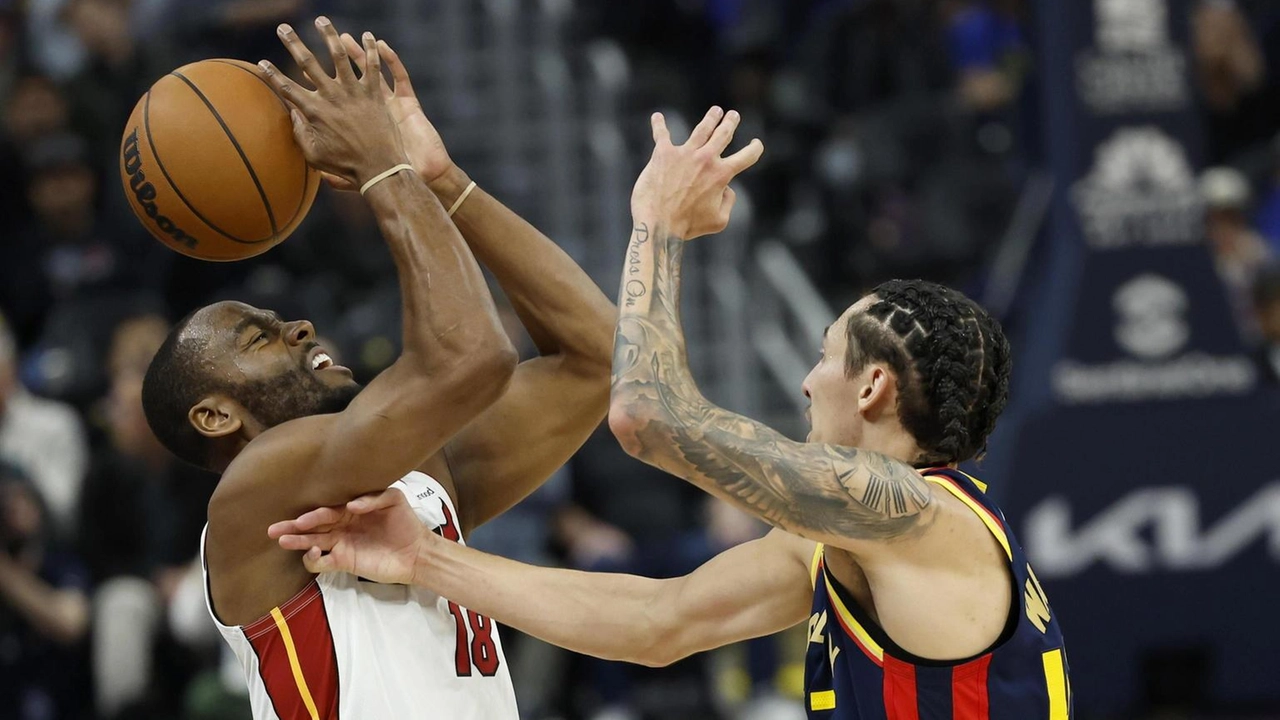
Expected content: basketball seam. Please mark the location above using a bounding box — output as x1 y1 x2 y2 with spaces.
206 59 312 225
143 89 267 246
171 70 281 240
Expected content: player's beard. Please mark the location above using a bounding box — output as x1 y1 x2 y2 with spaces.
237 364 362 429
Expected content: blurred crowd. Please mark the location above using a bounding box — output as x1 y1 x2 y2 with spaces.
3 1 1280 720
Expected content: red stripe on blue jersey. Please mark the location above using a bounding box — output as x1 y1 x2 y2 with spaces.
803 468 1071 720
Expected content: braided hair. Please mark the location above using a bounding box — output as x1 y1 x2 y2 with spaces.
844 280 1011 466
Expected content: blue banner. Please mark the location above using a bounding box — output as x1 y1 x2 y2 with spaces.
987 0 1279 713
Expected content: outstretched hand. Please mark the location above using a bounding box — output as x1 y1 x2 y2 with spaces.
630 107 764 240
259 17 408 188
318 33 455 191
268 488 428 585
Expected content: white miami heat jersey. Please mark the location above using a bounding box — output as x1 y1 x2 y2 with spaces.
202 471 519 720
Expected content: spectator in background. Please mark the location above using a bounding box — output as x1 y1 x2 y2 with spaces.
276 189 396 305
62 0 164 168
1253 135 1280 255
1193 0 1264 113
0 313 88 538
0 461 92 720
1192 0 1280 163
0 0 18 104
25 0 89 81
943 0 1029 114
175 0 307 68
0 133 159 352
1252 264 1280 384
78 314 220 719
1201 167 1274 340
0 73 70 256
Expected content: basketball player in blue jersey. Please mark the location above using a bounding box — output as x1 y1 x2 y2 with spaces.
271 107 1072 720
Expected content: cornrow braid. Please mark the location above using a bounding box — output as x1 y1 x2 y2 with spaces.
844 280 1012 466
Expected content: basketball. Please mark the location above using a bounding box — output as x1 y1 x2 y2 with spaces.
119 59 320 262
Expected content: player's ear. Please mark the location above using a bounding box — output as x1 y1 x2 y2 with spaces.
189 397 243 439
858 365 896 418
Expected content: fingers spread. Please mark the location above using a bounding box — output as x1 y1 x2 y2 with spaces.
260 60 312 108
708 109 741 155
687 106 724 148
378 40 415 98
277 24 329 90
724 137 764 177
360 32 381 89
316 16 355 83
341 32 366 73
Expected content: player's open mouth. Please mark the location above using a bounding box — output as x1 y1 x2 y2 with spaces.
311 352 334 371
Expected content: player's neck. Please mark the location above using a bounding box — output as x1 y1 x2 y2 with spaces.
209 435 253 475
854 424 925 467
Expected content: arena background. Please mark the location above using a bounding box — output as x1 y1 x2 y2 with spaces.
1 0 1279 719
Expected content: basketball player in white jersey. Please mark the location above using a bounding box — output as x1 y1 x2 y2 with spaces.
140 18 614 719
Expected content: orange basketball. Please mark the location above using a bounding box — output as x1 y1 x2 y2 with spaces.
119 59 320 261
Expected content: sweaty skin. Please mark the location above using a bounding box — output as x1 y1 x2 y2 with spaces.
202 19 613 628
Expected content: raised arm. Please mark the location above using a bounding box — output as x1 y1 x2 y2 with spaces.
433 165 615 533
228 22 516 514
608 109 937 553
270 491 814 666
327 35 616 532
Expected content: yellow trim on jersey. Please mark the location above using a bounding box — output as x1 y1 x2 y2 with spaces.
810 543 825 589
270 606 321 720
924 475 1012 560
955 469 989 493
809 690 837 711
1042 648 1069 720
821 570 885 663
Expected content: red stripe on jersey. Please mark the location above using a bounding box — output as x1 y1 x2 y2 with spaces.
436 500 461 542
934 475 1005 532
244 582 340 720
883 655 920 720
952 654 992 719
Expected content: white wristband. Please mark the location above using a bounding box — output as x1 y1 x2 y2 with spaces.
359 164 416 196
447 181 478 218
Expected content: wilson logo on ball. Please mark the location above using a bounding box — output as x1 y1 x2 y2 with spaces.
122 127 198 250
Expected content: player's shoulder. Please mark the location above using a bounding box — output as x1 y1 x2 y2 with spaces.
209 414 335 522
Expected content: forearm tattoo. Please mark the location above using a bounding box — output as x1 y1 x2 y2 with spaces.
611 225 933 541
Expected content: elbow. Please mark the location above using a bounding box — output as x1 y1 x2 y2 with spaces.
412 339 517 416
636 641 684 668
608 391 678 463
460 341 519 406
636 652 678 669
635 604 687 668
607 394 650 459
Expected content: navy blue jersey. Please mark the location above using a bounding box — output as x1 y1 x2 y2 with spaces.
804 467 1071 720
